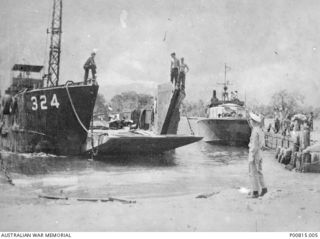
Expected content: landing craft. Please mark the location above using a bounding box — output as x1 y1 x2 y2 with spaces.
0 0 98 155
84 83 203 156
0 0 202 156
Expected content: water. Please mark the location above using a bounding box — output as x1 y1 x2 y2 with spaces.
1 118 318 202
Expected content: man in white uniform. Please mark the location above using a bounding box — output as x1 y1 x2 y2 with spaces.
248 112 268 198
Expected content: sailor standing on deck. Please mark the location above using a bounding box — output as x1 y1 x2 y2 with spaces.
248 112 268 198
83 49 97 84
170 52 180 89
178 57 189 91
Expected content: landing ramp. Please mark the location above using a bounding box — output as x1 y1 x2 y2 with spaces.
154 83 186 135
84 130 202 155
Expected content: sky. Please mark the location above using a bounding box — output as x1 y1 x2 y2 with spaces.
1 0 320 107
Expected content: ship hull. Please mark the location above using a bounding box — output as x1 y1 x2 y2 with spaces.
196 118 251 146
0 83 99 155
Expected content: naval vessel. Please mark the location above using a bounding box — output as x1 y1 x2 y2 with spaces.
0 0 98 155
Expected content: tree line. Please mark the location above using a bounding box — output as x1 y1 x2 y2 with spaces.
93 89 318 119
93 91 154 117
248 90 319 118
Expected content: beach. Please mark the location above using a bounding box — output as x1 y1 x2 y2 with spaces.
1 147 320 231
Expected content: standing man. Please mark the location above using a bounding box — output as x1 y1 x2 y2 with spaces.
248 112 267 198
230 91 235 100
234 91 239 100
178 57 189 91
274 111 280 133
170 52 180 89
83 49 97 84
308 112 314 131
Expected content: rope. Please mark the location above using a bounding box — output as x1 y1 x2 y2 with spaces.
65 82 103 158
90 117 98 157
185 116 194 135
65 82 89 134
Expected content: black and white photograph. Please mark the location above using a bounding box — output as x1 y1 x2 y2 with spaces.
0 0 320 236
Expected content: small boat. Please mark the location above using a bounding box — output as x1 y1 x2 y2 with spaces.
84 128 202 155
197 65 251 146
84 94 203 156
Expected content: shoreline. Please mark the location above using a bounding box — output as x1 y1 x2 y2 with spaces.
1 150 319 232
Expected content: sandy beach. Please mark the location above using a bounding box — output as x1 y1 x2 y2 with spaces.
1 149 319 232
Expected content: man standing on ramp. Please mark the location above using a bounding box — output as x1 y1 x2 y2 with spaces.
170 52 180 89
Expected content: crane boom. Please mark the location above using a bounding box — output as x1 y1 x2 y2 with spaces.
47 0 62 86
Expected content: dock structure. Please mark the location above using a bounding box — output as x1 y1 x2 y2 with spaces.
265 132 294 149
154 83 186 135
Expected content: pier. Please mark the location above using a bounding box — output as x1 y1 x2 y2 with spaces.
265 132 320 173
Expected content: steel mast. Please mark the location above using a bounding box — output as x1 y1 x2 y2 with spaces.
47 0 62 87
217 63 231 102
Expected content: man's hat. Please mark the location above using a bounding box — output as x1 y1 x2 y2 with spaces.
92 48 98 55
171 52 176 56
249 112 261 123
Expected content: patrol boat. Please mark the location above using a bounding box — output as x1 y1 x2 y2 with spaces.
196 65 251 146
0 0 99 155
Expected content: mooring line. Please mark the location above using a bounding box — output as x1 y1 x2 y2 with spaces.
65 82 89 134
65 82 105 159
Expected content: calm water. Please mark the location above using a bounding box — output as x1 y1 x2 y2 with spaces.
0 118 318 201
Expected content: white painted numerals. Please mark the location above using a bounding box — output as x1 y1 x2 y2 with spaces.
40 95 48 110
50 94 60 108
31 94 60 111
31 96 38 110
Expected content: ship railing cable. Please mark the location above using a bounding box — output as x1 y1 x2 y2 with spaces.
65 82 102 157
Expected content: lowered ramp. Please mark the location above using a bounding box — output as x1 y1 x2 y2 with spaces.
82 83 202 156
154 83 186 135
84 130 202 155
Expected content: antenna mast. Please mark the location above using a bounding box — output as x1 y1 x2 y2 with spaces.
224 63 227 86
217 63 231 102
47 0 62 87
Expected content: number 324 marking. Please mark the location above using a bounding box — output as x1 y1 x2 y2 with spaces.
31 94 60 110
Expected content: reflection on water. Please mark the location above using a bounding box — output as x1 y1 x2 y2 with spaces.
0 118 250 200
0 151 177 176
0 141 249 200
0 142 247 175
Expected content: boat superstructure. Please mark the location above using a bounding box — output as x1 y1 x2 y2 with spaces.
197 64 251 146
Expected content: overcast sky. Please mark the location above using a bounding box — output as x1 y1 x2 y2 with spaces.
1 0 320 106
